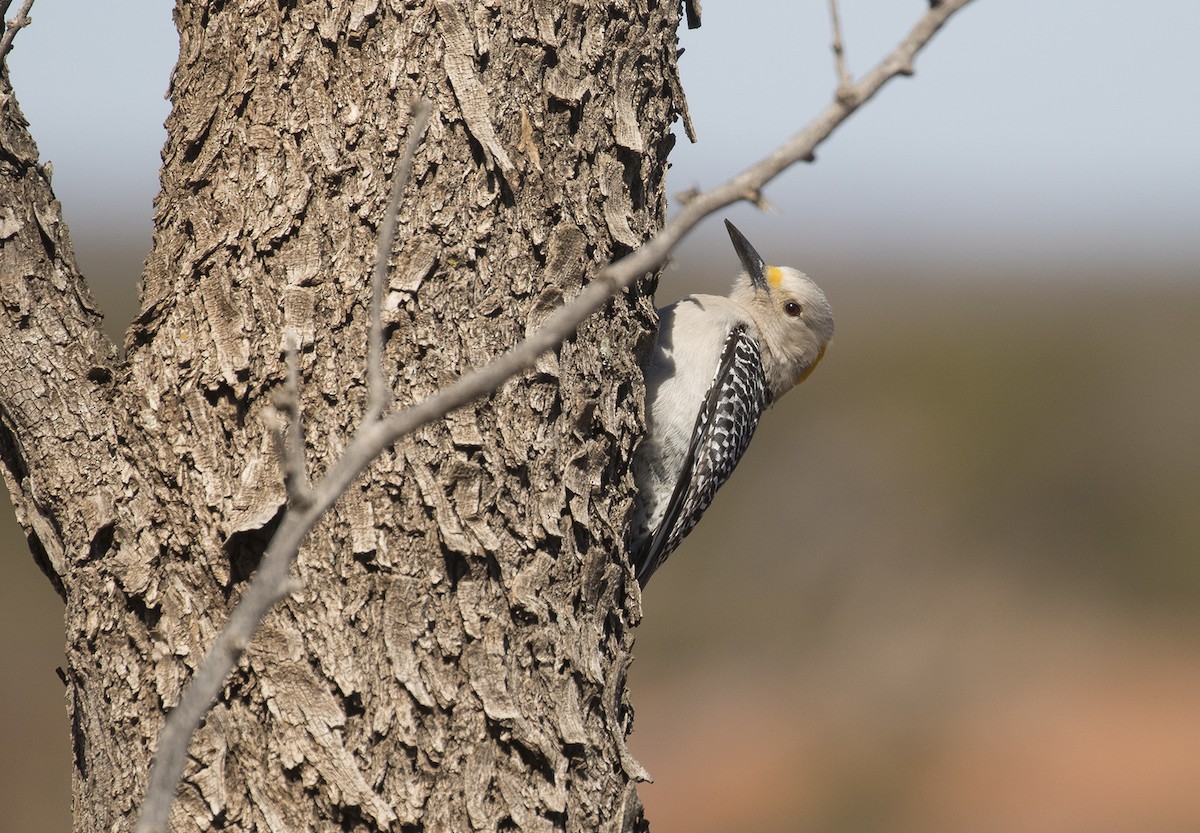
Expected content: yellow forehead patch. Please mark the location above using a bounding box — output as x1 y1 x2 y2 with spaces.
766 266 783 288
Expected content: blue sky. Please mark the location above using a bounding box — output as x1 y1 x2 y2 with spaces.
7 0 1197 305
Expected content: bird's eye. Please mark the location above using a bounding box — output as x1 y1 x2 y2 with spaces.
783 301 803 318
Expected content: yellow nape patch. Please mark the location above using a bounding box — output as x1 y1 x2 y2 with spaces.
766 266 783 288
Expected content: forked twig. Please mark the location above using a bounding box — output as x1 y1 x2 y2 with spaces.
0 0 36 61
135 103 435 833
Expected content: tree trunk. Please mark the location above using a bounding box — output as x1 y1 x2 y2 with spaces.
0 1 683 830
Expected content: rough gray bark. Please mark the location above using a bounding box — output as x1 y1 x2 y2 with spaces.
1 1 681 830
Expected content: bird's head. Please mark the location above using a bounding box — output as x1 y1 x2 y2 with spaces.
725 220 835 397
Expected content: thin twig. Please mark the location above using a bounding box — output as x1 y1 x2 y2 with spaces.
137 103 432 833
134 2 974 830
367 100 432 421
135 488 329 833
366 0 973 450
828 0 855 103
0 0 36 61
279 333 313 506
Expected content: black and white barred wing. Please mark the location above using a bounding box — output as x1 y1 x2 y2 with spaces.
635 324 771 586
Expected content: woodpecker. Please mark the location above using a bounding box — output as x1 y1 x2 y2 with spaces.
629 220 834 587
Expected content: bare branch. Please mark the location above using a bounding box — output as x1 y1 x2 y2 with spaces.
0 0 35 61
135 492 327 833
365 0 975 457
367 100 432 421
136 100 436 833
828 0 855 102
135 2 975 829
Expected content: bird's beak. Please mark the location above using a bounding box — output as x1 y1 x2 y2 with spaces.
724 219 770 292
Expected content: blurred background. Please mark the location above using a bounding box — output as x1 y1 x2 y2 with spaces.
2 1 1198 832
